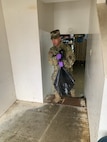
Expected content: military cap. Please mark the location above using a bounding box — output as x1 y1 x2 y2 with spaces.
50 29 60 39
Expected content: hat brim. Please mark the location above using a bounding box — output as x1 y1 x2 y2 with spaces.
51 34 60 39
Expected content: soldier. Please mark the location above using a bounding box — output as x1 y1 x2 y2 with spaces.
48 29 75 103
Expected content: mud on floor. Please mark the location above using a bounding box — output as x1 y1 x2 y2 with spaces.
0 101 90 142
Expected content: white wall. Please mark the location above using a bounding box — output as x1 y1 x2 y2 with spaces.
39 30 54 98
97 0 106 3
0 0 16 116
85 0 105 141
97 3 107 139
54 0 90 34
1 0 43 103
42 0 81 3
37 1 54 98
85 34 104 142
37 0 54 32
98 78 107 138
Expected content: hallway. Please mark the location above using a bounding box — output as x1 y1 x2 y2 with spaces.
73 61 85 98
0 101 90 142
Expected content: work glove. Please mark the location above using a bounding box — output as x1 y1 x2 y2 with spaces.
56 53 62 60
58 61 64 68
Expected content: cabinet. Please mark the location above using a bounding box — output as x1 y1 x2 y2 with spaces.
74 35 87 61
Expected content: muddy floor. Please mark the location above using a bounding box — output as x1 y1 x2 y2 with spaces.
0 101 90 142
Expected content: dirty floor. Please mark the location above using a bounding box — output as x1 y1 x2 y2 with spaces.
73 61 85 97
0 101 90 142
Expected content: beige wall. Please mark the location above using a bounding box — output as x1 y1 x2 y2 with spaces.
85 34 104 142
97 0 106 3
97 3 107 139
37 1 54 32
37 1 54 98
54 0 90 34
39 30 54 98
1 0 43 102
85 0 105 141
98 78 107 139
38 0 91 34
42 0 80 2
0 0 16 116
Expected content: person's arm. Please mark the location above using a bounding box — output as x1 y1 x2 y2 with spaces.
48 48 58 66
63 46 75 68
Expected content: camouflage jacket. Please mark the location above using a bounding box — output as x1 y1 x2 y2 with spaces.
48 42 75 71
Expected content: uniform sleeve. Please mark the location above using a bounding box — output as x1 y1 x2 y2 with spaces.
63 45 75 69
48 48 58 66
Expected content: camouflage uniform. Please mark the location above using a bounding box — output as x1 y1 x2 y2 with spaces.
48 30 75 103
48 43 75 96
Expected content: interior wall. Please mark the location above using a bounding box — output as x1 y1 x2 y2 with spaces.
1 0 43 103
97 0 106 3
37 0 54 99
54 0 90 34
97 3 107 139
39 30 54 98
85 0 105 141
37 0 54 32
98 78 107 139
0 0 16 116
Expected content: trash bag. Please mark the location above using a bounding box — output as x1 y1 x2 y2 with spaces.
98 136 107 142
54 67 75 96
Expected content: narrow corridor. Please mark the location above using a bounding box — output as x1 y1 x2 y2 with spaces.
73 61 85 98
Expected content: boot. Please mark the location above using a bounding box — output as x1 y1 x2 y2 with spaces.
53 93 61 103
70 88 76 97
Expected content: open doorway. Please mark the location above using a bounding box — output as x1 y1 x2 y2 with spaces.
73 34 87 98
44 33 87 106
37 0 90 105
59 33 87 98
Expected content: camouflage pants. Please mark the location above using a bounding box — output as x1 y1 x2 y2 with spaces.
51 69 59 95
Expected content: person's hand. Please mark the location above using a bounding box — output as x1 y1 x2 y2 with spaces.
58 61 64 68
56 53 62 60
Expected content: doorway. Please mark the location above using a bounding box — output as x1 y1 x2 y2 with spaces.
37 0 90 104
73 34 87 97
44 33 87 106
59 33 87 98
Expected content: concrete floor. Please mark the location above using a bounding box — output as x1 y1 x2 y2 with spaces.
0 61 88 142
73 61 85 97
0 101 90 142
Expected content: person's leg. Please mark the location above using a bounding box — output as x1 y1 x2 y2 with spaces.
51 70 61 103
70 88 76 97
53 90 61 103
